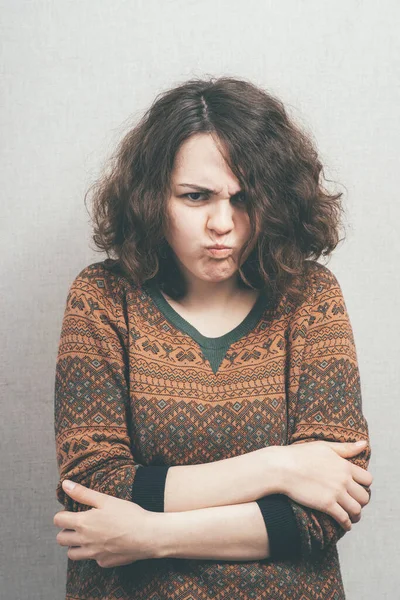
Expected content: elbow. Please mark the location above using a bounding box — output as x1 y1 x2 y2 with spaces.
289 501 347 558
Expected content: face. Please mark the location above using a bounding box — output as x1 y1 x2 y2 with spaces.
165 133 257 289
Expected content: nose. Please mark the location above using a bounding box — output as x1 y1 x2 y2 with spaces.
206 199 234 234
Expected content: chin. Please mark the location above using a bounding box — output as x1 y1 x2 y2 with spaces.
198 269 238 283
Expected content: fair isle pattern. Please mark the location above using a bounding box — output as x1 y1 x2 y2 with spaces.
54 259 371 599
285 267 371 559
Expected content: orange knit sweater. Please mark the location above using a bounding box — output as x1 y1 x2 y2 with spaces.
54 258 371 599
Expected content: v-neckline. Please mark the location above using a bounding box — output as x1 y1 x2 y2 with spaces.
142 280 269 350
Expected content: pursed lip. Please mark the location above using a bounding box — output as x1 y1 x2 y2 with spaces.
206 244 232 249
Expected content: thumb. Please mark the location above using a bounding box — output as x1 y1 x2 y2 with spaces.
62 479 104 508
324 440 368 457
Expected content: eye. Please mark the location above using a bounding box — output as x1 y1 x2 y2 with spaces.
181 192 246 204
183 192 208 202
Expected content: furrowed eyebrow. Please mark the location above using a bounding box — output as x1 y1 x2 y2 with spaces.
177 183 242 195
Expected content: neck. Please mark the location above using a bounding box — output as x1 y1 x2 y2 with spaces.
178 276 257 313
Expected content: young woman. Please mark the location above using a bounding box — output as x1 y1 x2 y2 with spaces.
53 76 372 600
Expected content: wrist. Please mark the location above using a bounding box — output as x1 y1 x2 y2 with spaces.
149 512 176 559
271 445 295 496
259 445 288 496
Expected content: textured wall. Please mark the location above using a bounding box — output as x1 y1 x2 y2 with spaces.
1 0 398 598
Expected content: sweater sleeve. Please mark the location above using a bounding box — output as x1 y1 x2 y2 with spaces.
255 494 302 560
285 264 372 558
54 266 169 513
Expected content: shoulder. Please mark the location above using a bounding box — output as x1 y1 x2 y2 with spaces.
299 261 354 337
72 258 129 283
283 261 346 322
303 260 343 304
67 258 140 313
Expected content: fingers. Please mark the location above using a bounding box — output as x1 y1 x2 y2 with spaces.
328 490 365 531
351 463 373 487
329 503 352 531
338 491 362 526
56 528 94 563
54 509 83 529
56 529 80 547
323 440 368 458
68 546 90 561
346 479 370 508
350 511 361 524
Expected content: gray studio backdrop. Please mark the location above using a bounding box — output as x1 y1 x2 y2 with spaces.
1 1 398 598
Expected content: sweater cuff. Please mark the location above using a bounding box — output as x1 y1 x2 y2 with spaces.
255 494 302 560
131 465 170 512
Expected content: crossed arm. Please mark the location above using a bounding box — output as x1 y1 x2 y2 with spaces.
153 445 287 561
131 439 370 562
128 267 373 561
55 265 371 564
155 495 273 561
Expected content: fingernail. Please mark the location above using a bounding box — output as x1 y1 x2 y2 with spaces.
63 480 76 491
355 440 367 447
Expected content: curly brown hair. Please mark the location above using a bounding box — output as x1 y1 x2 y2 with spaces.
85 75 346 310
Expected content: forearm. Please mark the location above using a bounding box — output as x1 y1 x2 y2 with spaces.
164 446 284 512
136 447 301 562
155 500 271 561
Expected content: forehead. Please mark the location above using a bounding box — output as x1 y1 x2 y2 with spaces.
171 133 241 192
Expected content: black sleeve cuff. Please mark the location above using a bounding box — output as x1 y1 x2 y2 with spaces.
131 465 170 512
255 494 302 560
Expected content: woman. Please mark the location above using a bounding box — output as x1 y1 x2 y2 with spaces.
53 76 372 600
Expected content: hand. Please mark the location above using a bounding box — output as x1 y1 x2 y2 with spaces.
53 480 162 568
279 440 373 531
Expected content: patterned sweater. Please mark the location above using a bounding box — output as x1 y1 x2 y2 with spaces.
54 258 371 599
